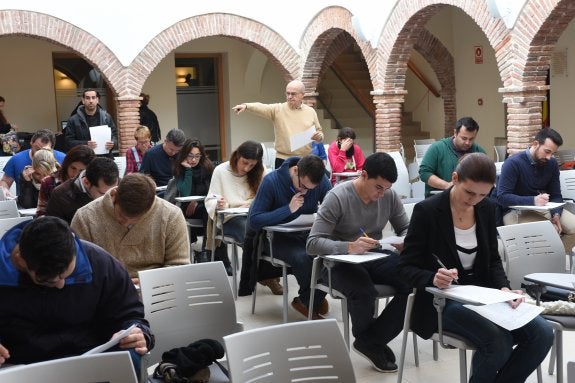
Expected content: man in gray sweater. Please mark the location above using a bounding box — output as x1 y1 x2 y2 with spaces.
306 152 410 374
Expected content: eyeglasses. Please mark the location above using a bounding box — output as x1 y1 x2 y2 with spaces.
286 92 300 97
298 176 316 191
137 140 151 145
375 184 392 193
187 154 202 160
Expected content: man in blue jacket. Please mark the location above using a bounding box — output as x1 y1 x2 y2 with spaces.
248 155 331 319
0 216 153 372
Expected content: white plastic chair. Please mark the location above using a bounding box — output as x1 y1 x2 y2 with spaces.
224 319 356 383
560 169 575 201
0 216 32 238
0 200 19 219
494 145 507 162
568 361 575 383
138 262 243 382
556 149 575 165
114 156 127 178
0 351 137 383
414 144 432 166
414 138 435 145
498 221 570 383
389 151 411 199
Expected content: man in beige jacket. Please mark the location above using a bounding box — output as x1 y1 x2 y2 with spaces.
71 173 190 286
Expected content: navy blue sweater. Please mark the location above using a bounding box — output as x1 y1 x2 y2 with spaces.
248 157 331 231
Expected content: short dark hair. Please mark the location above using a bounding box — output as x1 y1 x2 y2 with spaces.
363 152 398 183
19 217 75 281
165 129 186 147
535 128 563 147
61 145 95 182
31 129 56 148
84 157 119 187
454 152 496 184
337 127 356 140
140 93 150 106
82 88 100 98
455 117 479 133
297 155 325 184
115 173 156 217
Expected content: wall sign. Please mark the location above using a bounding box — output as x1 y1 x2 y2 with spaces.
474 46 483 64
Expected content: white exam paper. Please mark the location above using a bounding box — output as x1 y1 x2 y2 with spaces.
219 207 249 215
89 125 111 155
463 302 544 331
289 125 316 152
324 252 388 264
83 324 137 355
380 235 405 246
438 285 523 305
280 213 315 227
510 201 565 211
175 195 206 202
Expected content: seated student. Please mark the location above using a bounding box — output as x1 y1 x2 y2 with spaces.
248 155 331 319
165 138 213 247
399 153 553 382
71 173 190 286
140 128 186 188
327 127 365 185
307 152 411 372
204 141 276 286
45 157 119 224
36 145 95 216
125 125 152 176
311 141 327 165
0 217 154 372
0 129 66 197
18 148 60 209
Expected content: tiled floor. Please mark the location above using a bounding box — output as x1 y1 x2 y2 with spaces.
233 272 573 383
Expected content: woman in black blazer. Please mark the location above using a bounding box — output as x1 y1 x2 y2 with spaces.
399 153 553 383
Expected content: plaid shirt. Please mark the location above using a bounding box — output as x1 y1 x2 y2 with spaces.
125 146 144 175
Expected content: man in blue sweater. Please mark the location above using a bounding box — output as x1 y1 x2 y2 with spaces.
497 128 575 250
248 155 331 319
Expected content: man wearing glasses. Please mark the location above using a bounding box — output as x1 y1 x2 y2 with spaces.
232 80 324 168
307 152 411 373
247 155 331 319
124 125 152 175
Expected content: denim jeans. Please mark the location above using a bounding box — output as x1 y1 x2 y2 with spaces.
269 231 326 311
331 254 410 350
222 215 247 245
443 300 554 383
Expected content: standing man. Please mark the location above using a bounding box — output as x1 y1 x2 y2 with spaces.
0 129 66 196
71 173 190 286
232 80 324 168
139 93 161 145
247 155 331 319
0 217 153 371
307 152 411 373
45 157 119 224
64 89 117 157
497 128 575 251
140 128 186 187
419 117 485 197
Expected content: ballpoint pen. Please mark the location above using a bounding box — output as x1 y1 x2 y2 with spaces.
290 186 297 194
432 253 459 284
359 227 370 238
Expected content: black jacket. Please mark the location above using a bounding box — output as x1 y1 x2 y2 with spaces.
64 105 117 153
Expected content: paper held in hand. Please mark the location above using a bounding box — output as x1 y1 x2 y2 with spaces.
463 302 544 331
289 125 316 152
83 324 137 355
89 125 111 155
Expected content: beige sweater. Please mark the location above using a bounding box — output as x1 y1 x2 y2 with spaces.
244 102 322 159
71 192 190 277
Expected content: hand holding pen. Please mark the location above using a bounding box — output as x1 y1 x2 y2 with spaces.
534 190 549 206
348 228 379 254
433 253 459 288
289 186 304 213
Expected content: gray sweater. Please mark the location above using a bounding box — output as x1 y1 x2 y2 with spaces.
306 181 410 255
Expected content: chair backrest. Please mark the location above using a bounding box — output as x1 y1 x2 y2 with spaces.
555 149 575 164
261 142 276 170
560 169 575 200
497 221 567 289
0 216 32 238
138 262 243 364
0 200 19 219
414 144 432 165
494 145 507 162
0 351 137 383
568 361 575 383
224 319 356 383
414 138 435 145
114 156 126 178
389 151 411 199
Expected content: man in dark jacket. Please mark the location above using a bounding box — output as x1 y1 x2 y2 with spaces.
0 217 154 372
139 93 161 144
64 89 118 157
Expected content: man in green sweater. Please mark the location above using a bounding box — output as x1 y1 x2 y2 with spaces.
418 117 485 197
232 80 324 168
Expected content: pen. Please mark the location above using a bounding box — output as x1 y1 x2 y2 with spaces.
359 228 370 238
432 253 459 284
290 186 297 194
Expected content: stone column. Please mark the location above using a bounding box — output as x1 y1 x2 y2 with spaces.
115 97 142 155
372 90 407 153
501 87 548 155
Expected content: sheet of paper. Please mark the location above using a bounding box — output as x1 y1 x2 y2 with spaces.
510 201 565 211
219 207 249 215
175 195 205 202
436 285 524 305
289 125 316 152
18 208 37 217
280 214 315 227
380 235 405 246
83 324 137 355
155 185 168 192
463 302 544 331
324 252 389 264
88 125 111 155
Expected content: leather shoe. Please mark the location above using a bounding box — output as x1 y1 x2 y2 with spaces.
291 297 321 320
317 298 329 316
258 278 283 295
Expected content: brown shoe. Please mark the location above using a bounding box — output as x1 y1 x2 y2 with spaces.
291 297 321 320
317 298 329 316
258 278 283 295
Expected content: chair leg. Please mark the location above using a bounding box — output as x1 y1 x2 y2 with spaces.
433 340 438 361
549 330 556 375
282 265 288 323
231 243 238 300
251 281 257 314
341 298 350 350
412 333 419 367
556 329 564 383
537 365 543 383
459 349 468 383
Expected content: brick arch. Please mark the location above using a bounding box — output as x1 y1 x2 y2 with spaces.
300 6 377 94
0 10 125 97
375 0 508 91
413 29 456 135
128 13 300 97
